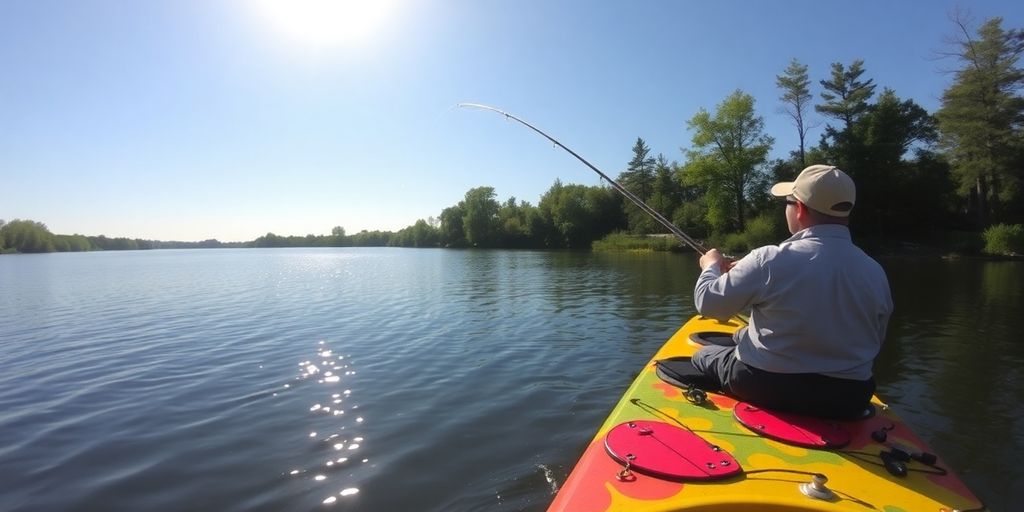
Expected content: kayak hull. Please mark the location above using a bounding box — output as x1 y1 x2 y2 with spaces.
548 315 984 512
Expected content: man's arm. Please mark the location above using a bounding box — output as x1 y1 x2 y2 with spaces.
694 250 765 321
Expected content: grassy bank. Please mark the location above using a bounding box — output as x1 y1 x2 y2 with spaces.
591 233 685 252
592 226 1024 260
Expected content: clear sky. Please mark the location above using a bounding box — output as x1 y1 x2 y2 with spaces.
2 0 1022 242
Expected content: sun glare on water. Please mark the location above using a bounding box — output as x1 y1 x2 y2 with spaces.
253 0 397 48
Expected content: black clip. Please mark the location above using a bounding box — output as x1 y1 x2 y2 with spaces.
880 450 908 477
871 422 896 443
684 384 707 405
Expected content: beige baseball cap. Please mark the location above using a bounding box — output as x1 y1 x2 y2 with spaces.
770 164 856 217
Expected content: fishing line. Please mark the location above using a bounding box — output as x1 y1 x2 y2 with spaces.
458 103 708 254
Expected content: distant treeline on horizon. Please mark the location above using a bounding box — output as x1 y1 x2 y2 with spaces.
0 220 248 253
4 16 1023 256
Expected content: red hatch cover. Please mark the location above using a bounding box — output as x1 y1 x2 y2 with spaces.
733 402 850 448
604 420 742 481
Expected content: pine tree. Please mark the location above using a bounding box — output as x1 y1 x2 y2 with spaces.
621 138 656 201
776 58 815 167
814 60 877 181
617 138 658 234
816 59 876 131
936 16 1024 226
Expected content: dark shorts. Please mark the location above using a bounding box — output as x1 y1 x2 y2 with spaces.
692 345 875 420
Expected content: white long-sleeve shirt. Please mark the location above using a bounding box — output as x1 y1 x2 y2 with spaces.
694 224 893 380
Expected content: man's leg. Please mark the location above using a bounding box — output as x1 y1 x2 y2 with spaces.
690 345 738 389
694 346 874 419
728 367 876 420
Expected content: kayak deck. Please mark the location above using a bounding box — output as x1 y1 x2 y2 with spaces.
548 315 984 512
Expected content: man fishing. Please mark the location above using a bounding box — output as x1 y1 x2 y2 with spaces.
691 165 893 420
461 106 888 419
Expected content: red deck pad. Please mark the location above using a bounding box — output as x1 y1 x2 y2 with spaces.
604 420 743 481
733 402 851 448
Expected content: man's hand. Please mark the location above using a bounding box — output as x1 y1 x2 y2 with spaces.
699 249 734 273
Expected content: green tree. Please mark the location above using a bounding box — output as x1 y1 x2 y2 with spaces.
496 197 537 248
683 90 775 232
87 235 141 250
852 89 940 236
816 59 877 132
55 234 93 251
859 88 937 165
808 78 944 237
813 60 877 178
252 232 285 248
413 219 440 247
327 226 348 247
538 181 623 248
648 154 683 223
349 230 391 246
393 219 439 247
776 58 815 167
618 138 658 234
439 204 467 248
462 187 500 247
524 201 552 248
0 219 56 253
893 151 959 233
936 16 1024 226
620 138 656 201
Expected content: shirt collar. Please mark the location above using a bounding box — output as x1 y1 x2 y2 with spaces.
783 224 851 243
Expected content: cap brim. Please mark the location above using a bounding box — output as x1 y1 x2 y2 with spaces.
770 182 794 197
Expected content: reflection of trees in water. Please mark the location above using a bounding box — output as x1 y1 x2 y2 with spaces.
543 252 697 347
881 257 1023 511
980 262 1023 311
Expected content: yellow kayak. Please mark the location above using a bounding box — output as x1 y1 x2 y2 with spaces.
548 315 986 512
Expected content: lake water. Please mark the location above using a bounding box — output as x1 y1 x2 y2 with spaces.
0 248 1020 511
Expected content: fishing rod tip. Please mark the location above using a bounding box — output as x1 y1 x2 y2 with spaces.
457 102 505 114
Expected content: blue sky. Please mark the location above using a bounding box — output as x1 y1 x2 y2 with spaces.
2 0 1021 242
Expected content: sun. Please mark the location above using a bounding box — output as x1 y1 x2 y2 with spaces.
252 0 398 48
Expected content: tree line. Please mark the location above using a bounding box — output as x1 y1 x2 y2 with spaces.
0 219 244 254
384 15 1023 253
4 15 1022 255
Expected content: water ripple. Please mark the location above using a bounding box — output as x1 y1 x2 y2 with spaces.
0 250 1018 511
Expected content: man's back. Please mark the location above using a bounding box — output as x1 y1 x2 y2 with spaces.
695 224 892 380
692 164 891 418
737 224 892 379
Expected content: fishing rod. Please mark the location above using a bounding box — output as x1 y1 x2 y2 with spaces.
458 103 708 254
